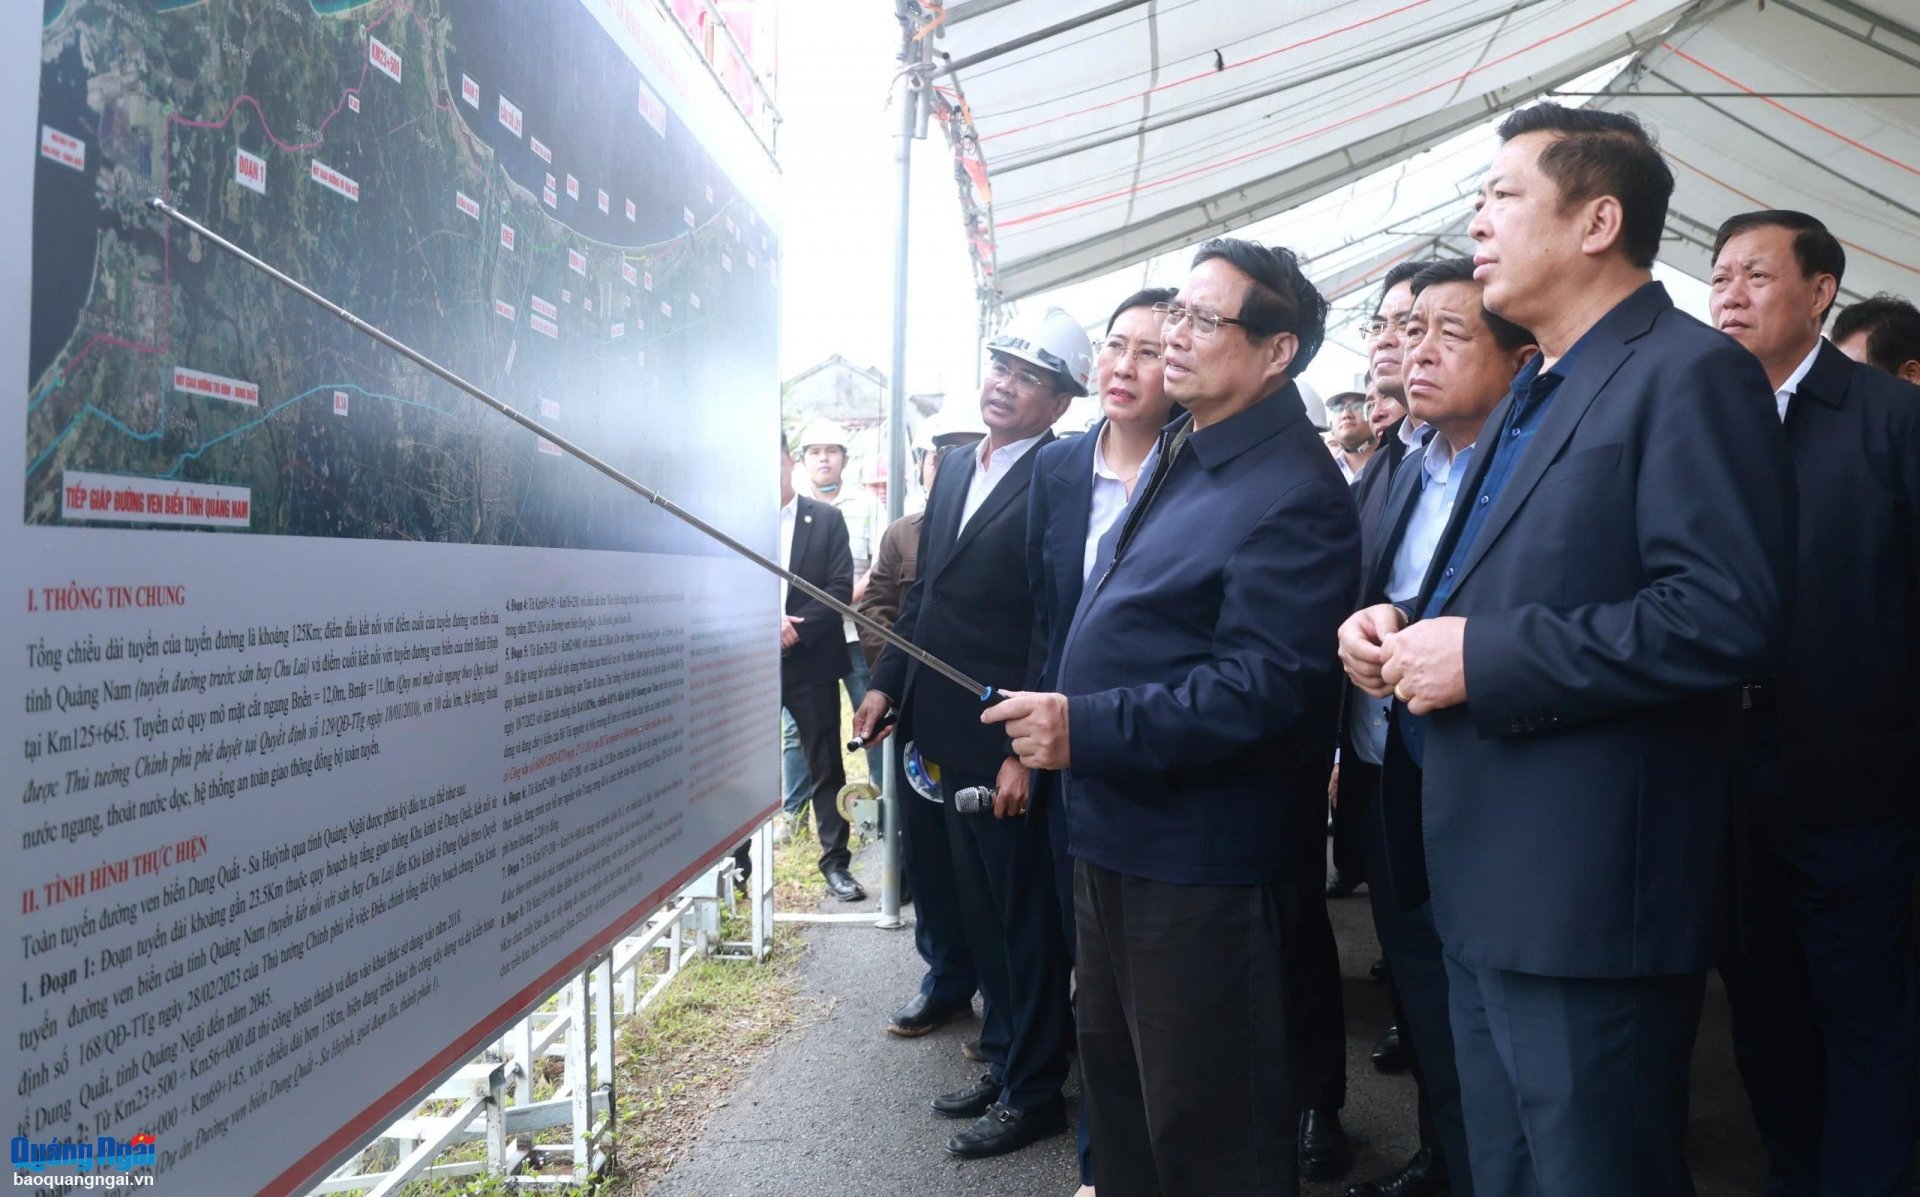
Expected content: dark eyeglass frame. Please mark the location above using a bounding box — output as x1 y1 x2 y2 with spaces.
1152 301 1261 338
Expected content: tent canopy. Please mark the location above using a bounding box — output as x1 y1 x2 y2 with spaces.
926 0 1920 318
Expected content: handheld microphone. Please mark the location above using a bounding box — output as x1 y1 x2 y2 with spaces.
952 785 995 815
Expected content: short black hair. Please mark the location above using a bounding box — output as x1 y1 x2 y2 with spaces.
1106 286 1177 333
1191 238 1330 374
780 429 790 456
1496 103 1672 269
1375 259 1441 315
1832 293 1920 373
1408 257 1535 352
1711 209 1847 324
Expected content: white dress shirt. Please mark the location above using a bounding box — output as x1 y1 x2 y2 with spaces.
961 432 1046 530
778 495 797 608
1774 339 1822 421
1084 427 1157 581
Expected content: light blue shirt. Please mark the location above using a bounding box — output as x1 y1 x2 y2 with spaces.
1348 435 1475 765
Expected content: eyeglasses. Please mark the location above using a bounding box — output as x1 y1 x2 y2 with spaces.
1152 301 1256 338
1098 337 1163 366
986 359 1053 391
1357 314 1413 343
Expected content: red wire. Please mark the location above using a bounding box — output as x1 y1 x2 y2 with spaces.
979 0 1435 145
998 0 1642 232
1660 42 1919 178
1663 149 1919 276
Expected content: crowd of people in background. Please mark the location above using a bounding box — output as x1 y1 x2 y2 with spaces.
775 101 1920 1197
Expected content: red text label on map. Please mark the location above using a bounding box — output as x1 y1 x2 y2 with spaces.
310 160 359 201
368 36 402 84
62 471 252 529
637 80 666 137
455 191 479 219
498 95 523 137
462 74 480 107
235 148 266 194
172 367 259 407
40 126 85 171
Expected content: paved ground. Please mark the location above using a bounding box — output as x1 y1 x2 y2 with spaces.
653 842 1770 1197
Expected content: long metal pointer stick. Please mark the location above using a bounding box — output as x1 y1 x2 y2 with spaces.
145 196 992 704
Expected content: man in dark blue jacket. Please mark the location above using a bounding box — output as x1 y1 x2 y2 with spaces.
1368 105 1793 1197
1709 208 1920 1197
990 238 1359 1197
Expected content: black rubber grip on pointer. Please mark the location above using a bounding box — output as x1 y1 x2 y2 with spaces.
847 710 897 752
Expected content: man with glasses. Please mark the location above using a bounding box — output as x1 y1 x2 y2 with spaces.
854 307 1090 1161
987 239 1360 1197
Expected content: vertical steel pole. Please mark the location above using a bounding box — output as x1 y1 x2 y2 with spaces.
877 3 924 932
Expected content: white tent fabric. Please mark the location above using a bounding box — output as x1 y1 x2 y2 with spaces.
927 0 1920 315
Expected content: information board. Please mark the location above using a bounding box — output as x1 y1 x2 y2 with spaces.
7 1 780 1191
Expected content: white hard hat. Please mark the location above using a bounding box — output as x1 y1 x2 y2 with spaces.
793 417 850 452
986 306 1093 397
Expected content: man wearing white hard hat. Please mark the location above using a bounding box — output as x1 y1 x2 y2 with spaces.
855 306 1090 1160
794 417 885 787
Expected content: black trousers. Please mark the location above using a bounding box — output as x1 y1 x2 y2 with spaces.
783 678 849 874
900 751 976 1006
943 768 1070 1111
1076 860 1297 1197
1285 833 1347 1112
1725 812 1917 1197
1366 741 1471 1192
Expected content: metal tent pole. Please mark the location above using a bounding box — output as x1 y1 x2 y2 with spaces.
877 2 930 932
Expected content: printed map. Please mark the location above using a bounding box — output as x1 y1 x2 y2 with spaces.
30 0 779 551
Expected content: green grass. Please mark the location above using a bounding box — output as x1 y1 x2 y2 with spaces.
389 830 823 1196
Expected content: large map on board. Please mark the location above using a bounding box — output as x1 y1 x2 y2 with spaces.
30 0 777 551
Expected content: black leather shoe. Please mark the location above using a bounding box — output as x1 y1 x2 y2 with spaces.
946 1100 1067 1158
960 1037 985 1063
889 993 970 1038
823 867 866 902
1345 1147 1449 1197
1299 1107 1354 1182
931 1072 999 1119
1371 1024 1409 1074
1325 870 1364 898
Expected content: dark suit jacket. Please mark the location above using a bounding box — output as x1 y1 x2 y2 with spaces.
1771 340 1920 825
1413 282 1793 979
871 435 1053 777
1028 426 1103 693
1351 416 1412 540
782 496 854 691
1340 441 1434 904
1057 386 1361 886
